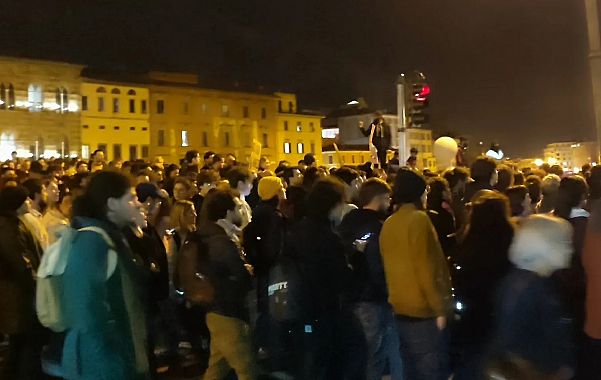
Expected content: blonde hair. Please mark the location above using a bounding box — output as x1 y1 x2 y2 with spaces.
169 200 195 232
509 214 573 276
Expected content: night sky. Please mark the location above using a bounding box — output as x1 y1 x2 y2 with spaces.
0 0 595 157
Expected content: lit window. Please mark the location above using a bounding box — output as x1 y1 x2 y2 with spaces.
181 130 189 147
82 145 90 159
202 103 208 113
284 142 291 154
221 105 229 117
157 100 165 114
296 122 302 132
0 83 5 110
98 97 105 112
297 142 304 154
112 98 119 113
28 84 43 112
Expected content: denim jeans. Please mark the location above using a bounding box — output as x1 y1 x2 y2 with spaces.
395 315 449 380
352 302 404 380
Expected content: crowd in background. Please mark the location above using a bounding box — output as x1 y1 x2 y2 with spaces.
1 146 601 380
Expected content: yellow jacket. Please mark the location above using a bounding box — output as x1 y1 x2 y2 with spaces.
380 204 452 318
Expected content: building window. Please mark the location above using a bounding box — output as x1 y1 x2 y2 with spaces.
310 142 315 153
111 88 121 94
284 141 291 154
28 84 43 112
142 127 148 131
114 126 120 130
0 83 5 110
82 125 89 129
157 100 165 114
81 145 90 159
82 96 88 111
297 142 304 154
127 89 136 96
113 144 122 160
98 97 105 112
284 121 288 131
7 84 14 109
262 133 269 148
202 131 209 147
221 104 229 117
310 122 315 132
288 101 294 113
181 130 189 147
243 131 251 148
112 98 119 113
99 125 106 130
243 106 249 118
141 145 149 158
261 107 267 119
129 99 135 113
96 87 106 93
129 127 135 131
141 100 147 114
278 100 282 112
225 132 230 147
201 103 208 113
97 144 107 155
158 130 165 147
182 102 188 114
129 145 137 160
296 122 302 132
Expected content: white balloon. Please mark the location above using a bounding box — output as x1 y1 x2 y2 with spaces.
433 137 458 171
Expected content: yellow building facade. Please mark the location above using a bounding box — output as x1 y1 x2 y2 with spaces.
407 128 437 170
274 92 323 166
80 81 150 161
0 56 84 159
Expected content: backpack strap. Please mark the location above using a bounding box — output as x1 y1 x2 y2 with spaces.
78 226 118 279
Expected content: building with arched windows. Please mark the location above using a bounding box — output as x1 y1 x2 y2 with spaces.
80 80 150 161
0 56 83 159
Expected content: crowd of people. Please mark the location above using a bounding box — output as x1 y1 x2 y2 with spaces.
1 147 601 380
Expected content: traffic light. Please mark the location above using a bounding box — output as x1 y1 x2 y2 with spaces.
407 73 430 127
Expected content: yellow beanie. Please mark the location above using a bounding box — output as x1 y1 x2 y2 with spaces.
258 176 284 201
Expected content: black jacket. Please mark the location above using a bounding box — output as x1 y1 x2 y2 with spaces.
338 209 388 304
283 217 350 320
244 199 285 276
198 222 252 321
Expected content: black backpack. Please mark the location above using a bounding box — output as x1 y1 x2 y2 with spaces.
174 235 215 305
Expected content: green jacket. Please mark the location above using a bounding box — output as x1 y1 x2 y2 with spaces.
62 217 149 380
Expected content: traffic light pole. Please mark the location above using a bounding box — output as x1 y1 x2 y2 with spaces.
585 0 601 162
397 75 409 164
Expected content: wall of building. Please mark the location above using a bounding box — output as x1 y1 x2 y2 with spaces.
544 141 598 169
0 56 83 159
80 82 150 161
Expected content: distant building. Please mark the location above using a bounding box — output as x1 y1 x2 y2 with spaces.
0 56 84 159
80 81 150 161
543 141 598 169
322 100 436 170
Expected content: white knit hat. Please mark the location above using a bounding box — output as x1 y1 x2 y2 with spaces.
509 214 573 277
